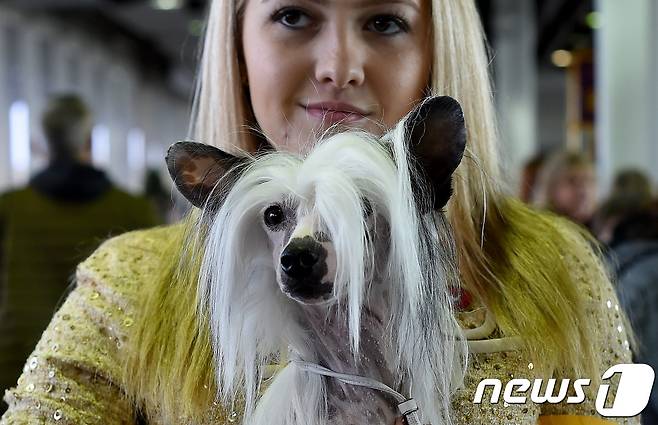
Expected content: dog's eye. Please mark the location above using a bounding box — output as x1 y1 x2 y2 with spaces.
264 205 285 227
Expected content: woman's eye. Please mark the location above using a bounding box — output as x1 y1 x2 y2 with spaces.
264 205 286 228
272 8 312 30
367 15 408 35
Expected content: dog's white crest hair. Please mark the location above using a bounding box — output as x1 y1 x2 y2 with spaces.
197 122 467 425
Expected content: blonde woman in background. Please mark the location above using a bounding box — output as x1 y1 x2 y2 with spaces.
533 150 598 230
2 1 638 424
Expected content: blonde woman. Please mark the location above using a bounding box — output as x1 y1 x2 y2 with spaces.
533 151 598 229
1 1 638 424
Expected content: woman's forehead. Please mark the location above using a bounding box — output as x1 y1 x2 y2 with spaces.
258 0 421 8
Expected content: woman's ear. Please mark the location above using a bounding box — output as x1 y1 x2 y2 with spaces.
166 141 247 209
404 96 467 210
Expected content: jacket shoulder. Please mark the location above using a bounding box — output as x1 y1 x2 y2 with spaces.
76 225 180 296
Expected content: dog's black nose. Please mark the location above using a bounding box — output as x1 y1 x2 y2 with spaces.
280 237 322 279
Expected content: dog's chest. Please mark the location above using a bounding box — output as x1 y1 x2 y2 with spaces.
304 307 398 424
325 380 398 425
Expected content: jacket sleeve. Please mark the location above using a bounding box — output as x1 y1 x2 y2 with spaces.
538 226 639 425
0 229 162 425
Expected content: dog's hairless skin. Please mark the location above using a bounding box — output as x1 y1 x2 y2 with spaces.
292 220 398 424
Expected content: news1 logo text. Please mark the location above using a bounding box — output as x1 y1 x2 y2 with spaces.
473 364 655 417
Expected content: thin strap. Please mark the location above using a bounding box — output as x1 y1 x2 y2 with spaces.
467 337 524 353
291 359 424 425
462 308 496 340
463 309 523 353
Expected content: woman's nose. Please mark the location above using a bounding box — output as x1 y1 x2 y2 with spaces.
313 25 365 89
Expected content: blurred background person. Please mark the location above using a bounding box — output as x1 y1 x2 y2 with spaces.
593 169 654 245
533 150 598 229
143 168 172 223
0 94 160 410
519 152 548 203
605 201 658 424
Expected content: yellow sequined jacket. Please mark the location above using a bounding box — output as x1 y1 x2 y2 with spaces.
1 226 640 425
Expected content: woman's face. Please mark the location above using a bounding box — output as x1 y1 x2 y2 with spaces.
241 0 432 154
550 166 598 224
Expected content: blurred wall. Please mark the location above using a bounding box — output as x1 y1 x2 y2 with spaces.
493 0 538 188
537 68 567 153
596 0 658 192
0 5 189 193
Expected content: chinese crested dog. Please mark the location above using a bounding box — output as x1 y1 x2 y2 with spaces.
167 96 468 425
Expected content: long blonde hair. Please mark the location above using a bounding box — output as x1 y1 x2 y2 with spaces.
124 0 606 421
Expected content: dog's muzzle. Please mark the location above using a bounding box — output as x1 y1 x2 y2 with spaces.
280 236 331 299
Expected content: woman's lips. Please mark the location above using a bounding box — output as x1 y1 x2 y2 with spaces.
303 106 369 124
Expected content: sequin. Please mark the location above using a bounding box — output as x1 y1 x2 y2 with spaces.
29 357 38 370
53 409 63 421
48 370 55 378
123 317 134 327
62 314 71 321
26 384 35 392
606 300 612 308
228 411 239 422
90 291 100 300
527 362 534 370
46 384 54 393
617 325 623 333
52 344 59 352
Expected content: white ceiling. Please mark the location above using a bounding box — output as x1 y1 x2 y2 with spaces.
2 0 204 71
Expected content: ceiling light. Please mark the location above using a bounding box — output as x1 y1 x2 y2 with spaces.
151 0 183 11
551 50 573 68
586 12 601 29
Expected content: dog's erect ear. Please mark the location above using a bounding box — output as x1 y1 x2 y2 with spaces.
404 96 467 210
166 141 246 209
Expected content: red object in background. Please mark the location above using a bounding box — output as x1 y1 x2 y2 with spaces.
450 287 473 311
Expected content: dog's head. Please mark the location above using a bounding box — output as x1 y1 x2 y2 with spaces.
167 96 468 422
167 96 466 305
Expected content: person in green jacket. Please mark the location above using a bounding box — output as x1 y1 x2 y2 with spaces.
0 94 160 412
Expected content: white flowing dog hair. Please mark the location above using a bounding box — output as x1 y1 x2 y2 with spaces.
195 118 467 425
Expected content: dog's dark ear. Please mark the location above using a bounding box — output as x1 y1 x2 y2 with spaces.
404 96 467 210
166 141 246 209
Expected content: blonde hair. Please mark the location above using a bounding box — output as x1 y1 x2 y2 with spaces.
124 0 609 421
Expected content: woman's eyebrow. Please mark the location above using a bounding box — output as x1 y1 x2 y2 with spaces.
261 0 419 11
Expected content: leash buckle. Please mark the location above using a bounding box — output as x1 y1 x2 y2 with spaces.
398 398 422 425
